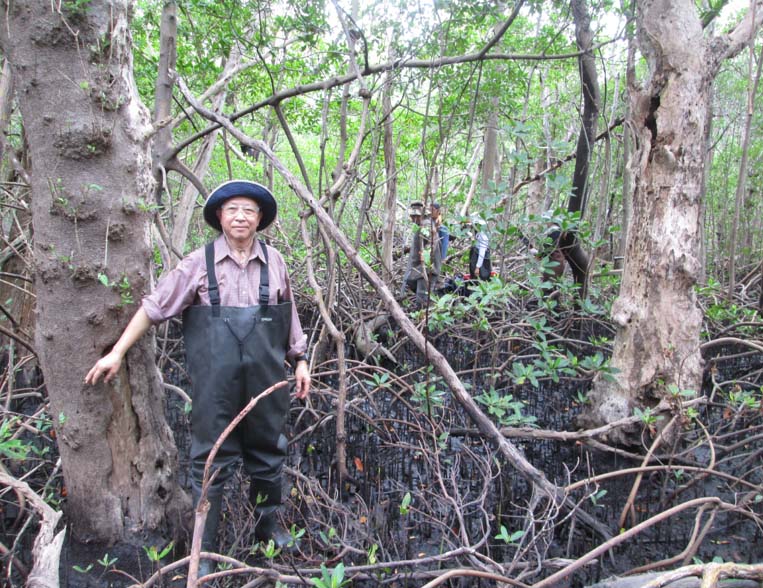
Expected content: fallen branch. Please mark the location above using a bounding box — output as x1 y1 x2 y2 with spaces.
0 470 65 588
642 562 763 588
530 497 749 588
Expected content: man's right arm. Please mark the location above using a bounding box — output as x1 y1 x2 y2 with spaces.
84 307 153 385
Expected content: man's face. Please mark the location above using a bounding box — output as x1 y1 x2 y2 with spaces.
217 196 262 243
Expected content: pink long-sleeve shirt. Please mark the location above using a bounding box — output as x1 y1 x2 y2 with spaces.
142 235 308 363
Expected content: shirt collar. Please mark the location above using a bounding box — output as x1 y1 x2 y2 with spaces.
214 234 266 264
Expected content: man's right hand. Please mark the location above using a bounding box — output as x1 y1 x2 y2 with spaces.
84 351 123 385
83 308 153 387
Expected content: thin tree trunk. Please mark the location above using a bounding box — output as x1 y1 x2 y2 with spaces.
0 60 14 165
727 39 763 299
481 102 499 193
381 45 398 284
562 0 599 294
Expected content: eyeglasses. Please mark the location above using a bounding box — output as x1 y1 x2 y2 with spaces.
221 204 260 218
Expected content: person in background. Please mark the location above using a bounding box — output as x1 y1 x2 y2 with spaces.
530 212 567 284
468 216 492 281
430 201 450 261
85 180 310 577
402 201 442 305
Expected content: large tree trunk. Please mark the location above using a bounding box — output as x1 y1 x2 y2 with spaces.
0 0 186 541
580 0 763 440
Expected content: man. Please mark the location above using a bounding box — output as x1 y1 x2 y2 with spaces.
534 212 567 288
430 201 449 261
85 180 310 573
468 216 491 281
401 202 442 305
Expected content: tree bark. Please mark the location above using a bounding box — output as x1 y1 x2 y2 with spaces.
0 0 186 541
580 0 763 440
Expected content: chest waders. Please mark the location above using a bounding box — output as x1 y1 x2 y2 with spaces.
183 241 292 562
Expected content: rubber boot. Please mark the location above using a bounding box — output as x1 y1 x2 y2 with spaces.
249 481 292 550
193 489 223 582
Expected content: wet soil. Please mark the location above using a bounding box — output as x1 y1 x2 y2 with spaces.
5 318 763 587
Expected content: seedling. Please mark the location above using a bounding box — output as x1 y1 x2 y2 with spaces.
495 525 524 545
399 492 412 516
318 526 339 548
257 539 281 559
589 489 607 507
97 553 118 569
143 541 173 563
289 524 306 547
366 543 378 565
311 563 349 588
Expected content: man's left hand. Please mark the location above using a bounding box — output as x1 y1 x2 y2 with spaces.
294 360 310 399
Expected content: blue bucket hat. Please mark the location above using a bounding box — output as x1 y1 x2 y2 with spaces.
203 180 277 232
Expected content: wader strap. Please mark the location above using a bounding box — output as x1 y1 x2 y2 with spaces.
205 242 221 317
205 240 270 313
258 240 270 305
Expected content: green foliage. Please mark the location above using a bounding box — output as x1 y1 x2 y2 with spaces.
143 541 173 563
0 417 29 461
494 525 524 545
97 273 134 307
319 526 339 548
577 352 619 381
257 539 281 559
73 564 94 574
97 553 118 569
136 198 160 213
289 524 306 547
589 489 607 507
573 390 590 406
726 387 761 412
399 492 412 516
509 361 544 388
428 279 522 333
475 388 537 427
366 543 379 565
311 563 349 588
667 384 696 399
365 372 392 390
62 0 92 17
633 407 663 428
411 378 446 413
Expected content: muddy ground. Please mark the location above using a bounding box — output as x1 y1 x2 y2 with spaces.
4 312 763 587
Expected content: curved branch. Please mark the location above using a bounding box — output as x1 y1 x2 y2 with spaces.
531 497 744 588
